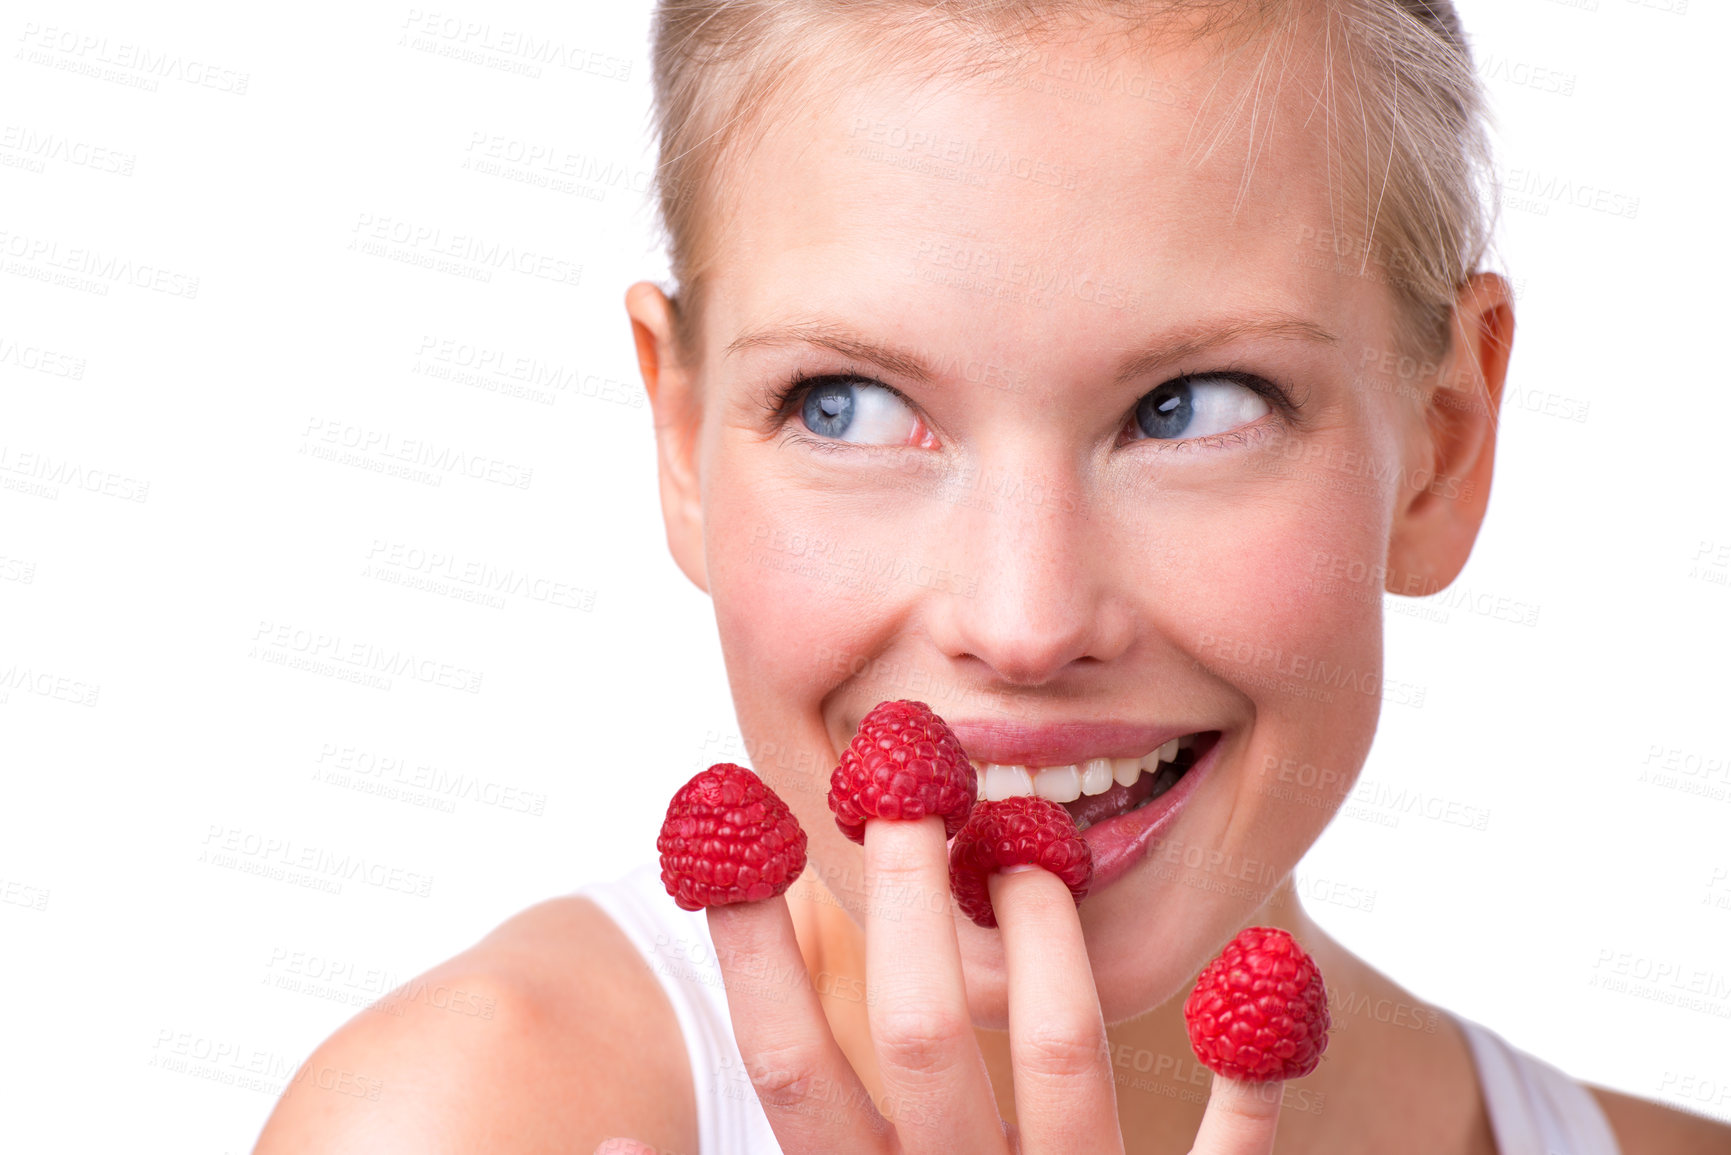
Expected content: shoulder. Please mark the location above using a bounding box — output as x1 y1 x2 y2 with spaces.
1590 1085 1731 1155
253 894 698 1154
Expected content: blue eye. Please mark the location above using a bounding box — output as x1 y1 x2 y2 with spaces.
800 380 857 438
789 376 930 446
1131 375 1271 441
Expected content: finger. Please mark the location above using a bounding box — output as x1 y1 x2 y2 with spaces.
593 1140 659 1155
863 816 1007 1153
989 865 1123 1154
706 894 892 1153
1187 1075 1283 1155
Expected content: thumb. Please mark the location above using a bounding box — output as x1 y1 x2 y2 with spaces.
1188 1075 1283 1155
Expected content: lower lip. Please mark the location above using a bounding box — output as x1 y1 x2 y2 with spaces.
1080 736 1221 894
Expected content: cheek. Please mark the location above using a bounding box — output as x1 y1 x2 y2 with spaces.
1120 448 1393 837
1189 497 1386 688
1182 478 1394 866
707 474 887 704
702 445 922 838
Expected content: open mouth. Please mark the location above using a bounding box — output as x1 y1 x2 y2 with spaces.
971 731 1221 833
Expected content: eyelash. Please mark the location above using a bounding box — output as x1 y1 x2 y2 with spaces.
760 368 1299 452
760 370 906 454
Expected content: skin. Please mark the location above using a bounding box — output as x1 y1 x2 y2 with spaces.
253 15 1731 1155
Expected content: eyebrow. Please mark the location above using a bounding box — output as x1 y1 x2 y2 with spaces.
724 314 1339 385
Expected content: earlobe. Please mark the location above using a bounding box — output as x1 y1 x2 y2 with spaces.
625 281 709 594
1384 273 1516 597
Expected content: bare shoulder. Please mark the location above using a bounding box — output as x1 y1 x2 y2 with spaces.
253 895 697 1154
1590 1085 1731 1155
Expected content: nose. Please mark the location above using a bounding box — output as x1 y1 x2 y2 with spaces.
927 461 1134 687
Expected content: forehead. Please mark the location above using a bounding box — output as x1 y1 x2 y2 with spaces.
705 24 1384 371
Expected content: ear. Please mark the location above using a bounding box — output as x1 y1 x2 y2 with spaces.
1385 273 1516 596
626 281 708 594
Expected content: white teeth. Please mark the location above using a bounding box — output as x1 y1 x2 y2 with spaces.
982 763 1035 801
1033 764 1081 804
1080 758 1115 796
966 736 1202 801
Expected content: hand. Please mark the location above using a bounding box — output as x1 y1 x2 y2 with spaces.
642 815 1285 1154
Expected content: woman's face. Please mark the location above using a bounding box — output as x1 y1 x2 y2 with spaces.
651 30 1468 1025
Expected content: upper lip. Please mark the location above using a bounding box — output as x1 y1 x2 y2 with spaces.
940 720 1206 767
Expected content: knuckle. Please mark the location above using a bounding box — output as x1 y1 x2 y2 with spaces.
741 1042 828 1111
1011 1020 1107 1083
873 1006 971 1076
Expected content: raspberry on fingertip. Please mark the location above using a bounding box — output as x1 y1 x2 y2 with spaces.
827 699 977 843
948 795 1093 928
1184 925 1331 1082
658 763 808 911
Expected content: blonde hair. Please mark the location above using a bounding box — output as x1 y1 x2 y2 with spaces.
645 0 1495 362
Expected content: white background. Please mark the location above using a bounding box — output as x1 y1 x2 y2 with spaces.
3 0 1728 1150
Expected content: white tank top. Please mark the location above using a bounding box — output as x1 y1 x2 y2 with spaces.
581 863 1623 1154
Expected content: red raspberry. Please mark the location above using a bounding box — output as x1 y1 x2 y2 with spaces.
947 796 1093 928
1183 926 1331 1081
658 763 808 912
827 700 977 844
